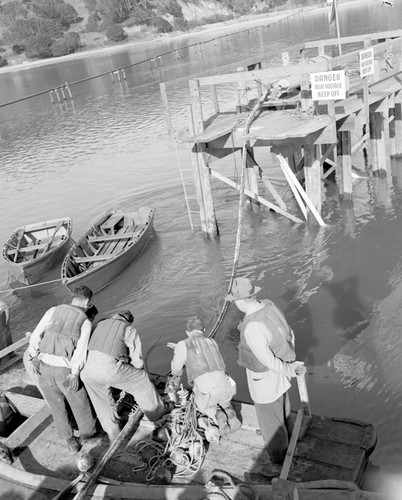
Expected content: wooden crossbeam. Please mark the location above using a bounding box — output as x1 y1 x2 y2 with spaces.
74 255 114 263
7 242 49 254
87 232 139 243
210 169 303 224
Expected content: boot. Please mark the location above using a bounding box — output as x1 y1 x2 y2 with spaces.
215 407 231 437
222 404 241 432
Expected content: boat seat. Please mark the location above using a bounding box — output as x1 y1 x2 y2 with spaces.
87 231 140 243
7 242 48 255
101 214 124 231
74 254 114 263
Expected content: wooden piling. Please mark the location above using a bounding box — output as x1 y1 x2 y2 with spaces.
394 89 402 157
304 144 323 218
389 92 396 157
369 98 388 174
189 79 219 238
244 148 260 211
336 130 353 199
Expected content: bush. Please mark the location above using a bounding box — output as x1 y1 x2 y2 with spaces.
172 17 188 31
0 55 8 67
129 6 151 26
12 43 25 54
85 12 101 32
51 37 76 56
64 31 80 50
24 34 54 58
105 24 127 42
151 17 172 33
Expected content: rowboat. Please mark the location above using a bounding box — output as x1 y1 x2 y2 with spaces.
61 207 155 294
1 218 72 285
0 333 382 500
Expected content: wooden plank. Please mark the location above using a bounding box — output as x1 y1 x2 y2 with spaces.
280 409 304 480
87 232 139 243
101 214 124 231
74 255 114 263
4 392 45 418
7 242 49 254
6 405 51 448
0 335 30 359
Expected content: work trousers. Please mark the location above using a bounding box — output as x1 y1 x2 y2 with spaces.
254 392 292 465
193 371 236 420
81 350 165 441
37 362 96 440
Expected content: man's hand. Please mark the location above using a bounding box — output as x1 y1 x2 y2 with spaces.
293 361 307 377
166 342 177 350
67 373 80 392
30 356 41 375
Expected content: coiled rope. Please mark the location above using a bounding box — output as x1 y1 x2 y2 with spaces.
208 86 272 339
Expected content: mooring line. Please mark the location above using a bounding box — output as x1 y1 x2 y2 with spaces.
0 277 63 294
208 85 272 339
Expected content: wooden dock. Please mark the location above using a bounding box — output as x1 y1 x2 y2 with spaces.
161 29 402 236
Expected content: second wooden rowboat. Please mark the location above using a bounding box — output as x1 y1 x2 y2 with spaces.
1 217 72 285
61 207 155 294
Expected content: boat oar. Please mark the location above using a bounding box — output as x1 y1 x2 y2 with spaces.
72 405 144 500
41 220 63 256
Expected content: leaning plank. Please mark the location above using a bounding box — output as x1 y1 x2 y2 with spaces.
4 392 45 418
74 255 114 263
0 335 30 359
280 409 304 480
6 405 51 449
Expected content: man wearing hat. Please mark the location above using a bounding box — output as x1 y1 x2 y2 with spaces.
168 316 241 435
226 277 306 471
81 310 166 442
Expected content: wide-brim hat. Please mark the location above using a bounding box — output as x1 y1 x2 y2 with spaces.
225 277 261 302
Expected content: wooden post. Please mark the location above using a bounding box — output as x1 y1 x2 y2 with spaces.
337 130 353 199
159 83 174 139
300 73 313 114
389 92 396 157
369 98 388 175
244 147 260 211
189 79 219 238
303 143 322 221
210 85 219 115
394 90 402 157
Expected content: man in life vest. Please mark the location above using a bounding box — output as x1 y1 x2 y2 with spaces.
168 316 241 435
27 286 97 453
226 277 306 471
81 310 166 442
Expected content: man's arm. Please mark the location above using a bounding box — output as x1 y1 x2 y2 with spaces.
69 319 92 375
245 321 297 377
170 340 187 377
28 308 55 358
125 326 144 369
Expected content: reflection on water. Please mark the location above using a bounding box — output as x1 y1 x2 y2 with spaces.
1 2 402 493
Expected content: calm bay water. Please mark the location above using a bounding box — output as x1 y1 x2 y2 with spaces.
1 2 402 496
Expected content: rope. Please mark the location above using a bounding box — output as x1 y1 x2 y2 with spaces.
0 277 64 294
173 138 194 233
208 85 272 339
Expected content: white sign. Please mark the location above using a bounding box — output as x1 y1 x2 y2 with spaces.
310 70 346 101
359 47 374 78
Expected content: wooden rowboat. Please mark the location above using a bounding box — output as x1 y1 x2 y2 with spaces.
1 218 72 285
61 207 155 294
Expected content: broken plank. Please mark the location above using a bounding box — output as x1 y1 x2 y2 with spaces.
6 405 51 449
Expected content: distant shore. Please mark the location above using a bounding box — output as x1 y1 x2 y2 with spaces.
0 0 376 76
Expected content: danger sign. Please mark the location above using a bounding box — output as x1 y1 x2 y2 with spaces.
310 70 346 101
359 47 374 78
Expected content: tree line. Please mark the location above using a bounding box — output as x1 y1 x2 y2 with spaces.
0 0 309 65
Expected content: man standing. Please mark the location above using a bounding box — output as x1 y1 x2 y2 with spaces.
27 286 97 453
226 277 306 471
81 310 166 442
169 316 241 434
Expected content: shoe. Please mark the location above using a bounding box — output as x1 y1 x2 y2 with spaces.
67 436 82 453
80 431 105 447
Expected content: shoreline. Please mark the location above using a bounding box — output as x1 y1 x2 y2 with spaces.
0 0 372 76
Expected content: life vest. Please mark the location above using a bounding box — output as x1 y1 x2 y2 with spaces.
88 317 130 359
39 304 87 360
185 331 226 385
238 300 295 372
